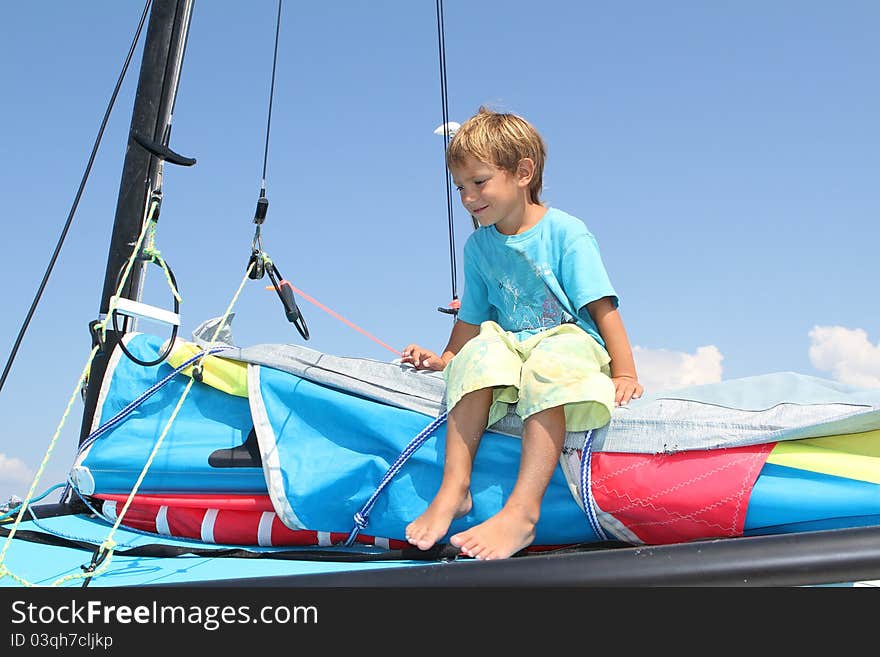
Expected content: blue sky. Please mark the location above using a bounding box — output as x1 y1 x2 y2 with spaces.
1 1 878 501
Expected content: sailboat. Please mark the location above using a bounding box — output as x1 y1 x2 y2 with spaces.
3 0 880 588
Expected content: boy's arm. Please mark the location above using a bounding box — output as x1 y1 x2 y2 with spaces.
401 320 480 371
585 296 643 406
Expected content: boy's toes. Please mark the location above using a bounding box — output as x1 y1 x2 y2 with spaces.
405 525 436 551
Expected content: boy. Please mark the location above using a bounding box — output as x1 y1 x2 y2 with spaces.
401 107 642 559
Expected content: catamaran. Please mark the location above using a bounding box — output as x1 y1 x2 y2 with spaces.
2 0 880 588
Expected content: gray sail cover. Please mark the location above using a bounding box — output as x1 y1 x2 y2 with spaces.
193 317 880 455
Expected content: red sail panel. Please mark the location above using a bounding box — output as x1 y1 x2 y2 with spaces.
591 443 775 544
96 494 408 549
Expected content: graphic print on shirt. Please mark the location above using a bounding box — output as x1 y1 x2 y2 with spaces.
494 259 569 333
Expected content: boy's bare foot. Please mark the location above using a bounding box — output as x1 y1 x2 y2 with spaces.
405 490 472 551
449 505 537 560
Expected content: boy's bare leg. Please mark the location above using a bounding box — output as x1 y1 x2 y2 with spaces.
405 387 493 550
450 405 565 559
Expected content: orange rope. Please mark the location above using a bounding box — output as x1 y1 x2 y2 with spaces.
267 280 402 356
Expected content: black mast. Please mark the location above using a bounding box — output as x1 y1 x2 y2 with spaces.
79 0 194 447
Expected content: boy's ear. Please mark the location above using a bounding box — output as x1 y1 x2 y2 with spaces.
516 158 536 187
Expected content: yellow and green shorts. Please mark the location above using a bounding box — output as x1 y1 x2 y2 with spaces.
443 321 615 432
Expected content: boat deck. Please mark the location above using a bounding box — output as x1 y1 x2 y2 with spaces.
0 513 436 587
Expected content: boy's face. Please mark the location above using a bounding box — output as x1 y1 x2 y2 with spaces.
450 155 526 232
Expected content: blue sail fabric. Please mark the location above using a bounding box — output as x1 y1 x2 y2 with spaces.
251 363 594 545
73 334 265 494
745 463 880 533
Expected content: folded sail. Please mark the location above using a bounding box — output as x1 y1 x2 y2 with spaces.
70 332 880 548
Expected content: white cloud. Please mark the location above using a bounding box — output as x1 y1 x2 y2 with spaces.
633 345 724 393
0 452 34 501
809 326 880 388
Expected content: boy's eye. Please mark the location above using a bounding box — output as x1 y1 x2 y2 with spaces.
474 179 485 186
455 185 463 191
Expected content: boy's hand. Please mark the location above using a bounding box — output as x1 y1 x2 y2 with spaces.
612 375 643 407
401 344 446 371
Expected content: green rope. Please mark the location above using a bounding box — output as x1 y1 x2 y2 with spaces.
70 259 256 586
0 345 99 587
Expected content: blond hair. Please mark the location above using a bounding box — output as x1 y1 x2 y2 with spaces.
446 106 546 204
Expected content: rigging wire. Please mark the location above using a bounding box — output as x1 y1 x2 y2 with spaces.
162 0 194 145
0 0 154 396
250 0 283 240
245 0 309 342
260 0 283 198
435 0 460 315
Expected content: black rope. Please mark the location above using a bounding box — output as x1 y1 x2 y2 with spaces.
435 0 459 310
110 260 180 367
260 0 283 199
0 0 154 396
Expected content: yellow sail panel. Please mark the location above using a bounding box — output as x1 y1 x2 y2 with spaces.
767 429 880 484
166 339 248 397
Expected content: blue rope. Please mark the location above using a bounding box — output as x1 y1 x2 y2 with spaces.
344 411 449 546
0 482 67 520
22 497 148 551
3 481 149 550
579 429 609 541
78 345 233 453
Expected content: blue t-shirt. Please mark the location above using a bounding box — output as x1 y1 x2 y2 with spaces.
457 207 617 346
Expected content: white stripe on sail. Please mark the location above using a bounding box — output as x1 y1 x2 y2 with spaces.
201 508 218 543
258 512 275 547
156 506 170 536
102 500 117 521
